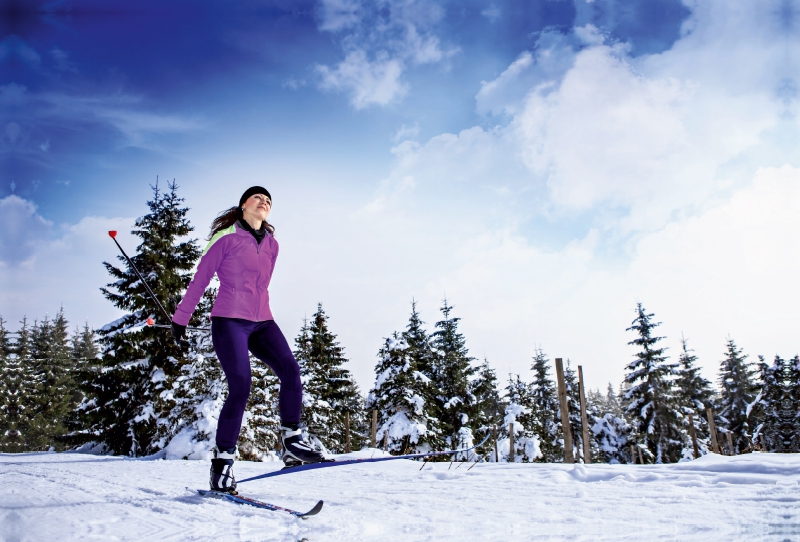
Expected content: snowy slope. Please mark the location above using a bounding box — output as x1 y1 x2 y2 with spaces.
2 451 798 541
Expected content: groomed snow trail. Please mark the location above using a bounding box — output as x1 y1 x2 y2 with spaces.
1 451 798 541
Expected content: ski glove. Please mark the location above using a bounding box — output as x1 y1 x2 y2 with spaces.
171 321 186 342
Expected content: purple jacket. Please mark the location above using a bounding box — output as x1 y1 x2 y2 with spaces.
172 223 279 326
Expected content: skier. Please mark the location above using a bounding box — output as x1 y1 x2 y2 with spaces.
171 186 327 494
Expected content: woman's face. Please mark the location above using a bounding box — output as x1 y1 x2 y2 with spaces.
243 193 272 222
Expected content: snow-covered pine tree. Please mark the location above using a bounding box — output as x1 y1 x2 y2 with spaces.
296 304 363 453
529 348 560 462
470 358 503 443
622 303 681 463
674 336 715 457
21 309 75 451
716 338 757 454
787 355 800 453
401 301 444 450
499 374 541 462
750 355 785 452
430 300 478 449
0 316 13 451
69 322 98 409
367 333 431 454
77 180 201 456
1 317 29 451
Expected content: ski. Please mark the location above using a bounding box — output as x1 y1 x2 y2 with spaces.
237 433 491 485
195 488 323 519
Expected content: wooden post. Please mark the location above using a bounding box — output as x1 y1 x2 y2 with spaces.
493 424 499 463
577 365 591 464
371 409 377 448
688 412 699 459
726 432 735 456
760 434 767 451
706 407 721 454
637 447 644 465
630 444 636 464
508 422 515 463
554 358 574 464
345 411 351 453
383 432 388 452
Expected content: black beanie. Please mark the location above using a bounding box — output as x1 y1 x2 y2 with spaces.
239 186 272 208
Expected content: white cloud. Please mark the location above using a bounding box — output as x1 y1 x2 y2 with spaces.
481 4 501 23
317 0 362 32
0 196 53 266
317 50 408 109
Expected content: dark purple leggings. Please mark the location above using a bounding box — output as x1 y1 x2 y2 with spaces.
211 317 302 450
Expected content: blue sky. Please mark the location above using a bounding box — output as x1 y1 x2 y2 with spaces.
2 0 799 391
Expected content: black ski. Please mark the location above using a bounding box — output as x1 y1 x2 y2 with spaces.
195 488 323 519
237 433 491 485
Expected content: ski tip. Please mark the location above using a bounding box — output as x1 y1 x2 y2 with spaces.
108 230 117 238
300 500 324 519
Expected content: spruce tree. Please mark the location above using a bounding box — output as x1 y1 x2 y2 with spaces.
430 300 477 448
502 374 541 462
1 317 30 451
529 348 560 462
786 355 800 453
0 316 13 451
717 338 757 454
674 337 715 455
622 303 681 463
77 180 201 455
470 358 503 440
296 304 363 453
367 333 432 453
750 355 785 452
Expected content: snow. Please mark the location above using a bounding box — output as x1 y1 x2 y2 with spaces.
2 451 799 541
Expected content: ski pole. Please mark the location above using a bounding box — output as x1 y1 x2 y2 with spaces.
145 318 209 332
108 230 173 324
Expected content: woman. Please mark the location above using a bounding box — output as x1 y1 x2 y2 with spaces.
171 186 326 494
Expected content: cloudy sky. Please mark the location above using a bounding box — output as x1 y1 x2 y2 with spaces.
1 0 798 392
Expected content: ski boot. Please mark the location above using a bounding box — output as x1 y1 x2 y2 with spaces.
280 424 330 469
210 446 237 494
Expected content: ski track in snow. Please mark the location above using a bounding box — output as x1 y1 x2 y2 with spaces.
1 452 799 541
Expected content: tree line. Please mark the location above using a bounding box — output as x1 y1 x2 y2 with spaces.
1 181 797 461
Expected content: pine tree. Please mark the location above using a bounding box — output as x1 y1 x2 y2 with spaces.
529 348 560 462
501 374 541 462
717 338 757 454
0 316 13 451
76 180 201 456
750 355 785 452
622 303 681 463
296 304 363 453
430 300 477 449
401 301 444 450
470 358 503 441
786 355 800 453
367 333 432 453
2 317 30 451
674 336 715 456
584 383 631 463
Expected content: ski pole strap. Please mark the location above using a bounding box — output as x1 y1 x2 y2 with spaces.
237 434 491 484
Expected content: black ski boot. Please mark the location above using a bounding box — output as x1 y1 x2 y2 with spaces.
280 424 329 469
210 446 237 494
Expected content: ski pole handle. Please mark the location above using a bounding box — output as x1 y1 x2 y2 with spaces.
108 230 173 324
146 318 209 332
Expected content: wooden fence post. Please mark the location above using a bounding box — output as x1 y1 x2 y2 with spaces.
630 444 636 464
706 407 721 454
345 411 351 453
371 409 377 448
578 365 591 464
637 447 644 465
688 412 699 459
760 434 767 451
554 358 574 464
493 424 499 463
383 432 388 452
508 422 515 463
726 432 735 456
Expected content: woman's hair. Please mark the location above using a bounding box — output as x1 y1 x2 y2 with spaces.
209 206 275 240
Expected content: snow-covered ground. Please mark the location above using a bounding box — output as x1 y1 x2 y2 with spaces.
2 451 798 541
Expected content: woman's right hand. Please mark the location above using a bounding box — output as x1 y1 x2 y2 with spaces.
171 321 187 342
